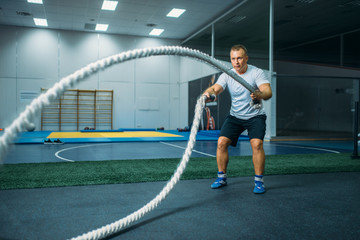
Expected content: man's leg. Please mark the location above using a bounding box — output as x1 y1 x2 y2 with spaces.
250 138 265 175
216 136 232 173
250 138 266 193
211 136 231 189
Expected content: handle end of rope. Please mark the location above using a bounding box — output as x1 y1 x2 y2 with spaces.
209 94 216 102
250 98 262 109
201 94 216 102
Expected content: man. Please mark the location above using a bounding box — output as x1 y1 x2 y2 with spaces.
203 44 272 194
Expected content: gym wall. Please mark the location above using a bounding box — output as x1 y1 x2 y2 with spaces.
0 25 192 131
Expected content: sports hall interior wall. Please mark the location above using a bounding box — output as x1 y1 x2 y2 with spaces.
0 24 220 131
1 23 360 136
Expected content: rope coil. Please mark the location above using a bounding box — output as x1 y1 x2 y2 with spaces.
0 46 255 240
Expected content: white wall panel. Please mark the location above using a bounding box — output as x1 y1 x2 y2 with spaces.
98 34 135 58
135 83 169 129
179 82 189 128
169 83 181 129
99 61 135 83
168 56 182 128
0 25 209 130
0 26 16 77
100 81 135 129
72 74 99 90
169 56 180 84
135 55 170 83
180 57 224 83
16 78 50 130
17 28 58 79
59 31 98 77
134 38 180 85
178 57 224 128
98 34 135 83
134 37 179 49
0 78 17 128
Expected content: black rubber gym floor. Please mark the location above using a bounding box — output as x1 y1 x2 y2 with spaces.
0 172 359 239
0 133 359 239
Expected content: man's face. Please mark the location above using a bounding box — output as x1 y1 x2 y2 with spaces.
230 49 248 74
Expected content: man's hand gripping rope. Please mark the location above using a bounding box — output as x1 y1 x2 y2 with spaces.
204 91 262 109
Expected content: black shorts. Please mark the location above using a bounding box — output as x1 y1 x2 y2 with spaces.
220 115 267 147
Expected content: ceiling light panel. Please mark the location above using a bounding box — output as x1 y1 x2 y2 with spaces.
149 28 164 36
96 24 109 31
101 1 118 11
27 0 43 4
167 8 186 18
33 18 48 26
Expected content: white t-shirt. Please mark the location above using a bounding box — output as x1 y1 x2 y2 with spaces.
216 65 270 120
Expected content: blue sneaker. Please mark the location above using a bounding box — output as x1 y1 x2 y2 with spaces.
253 181 266 194
211 177 227 189
211 172 227 189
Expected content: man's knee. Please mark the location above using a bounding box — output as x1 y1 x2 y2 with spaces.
250 139 263 152
217 137 231 151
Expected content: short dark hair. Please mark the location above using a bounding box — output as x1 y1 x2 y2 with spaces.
230 44 248 56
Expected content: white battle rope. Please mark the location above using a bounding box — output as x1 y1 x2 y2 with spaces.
0 46 256 240
0 46 255 163
70 95 205 240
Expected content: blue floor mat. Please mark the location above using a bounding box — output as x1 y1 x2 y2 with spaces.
9 130 247 144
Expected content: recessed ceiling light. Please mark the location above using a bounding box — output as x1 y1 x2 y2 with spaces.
167 8 186 18
101 1 118 11
95 24 109 31
27 0 43 4
33 18 48 26
149 28 164 36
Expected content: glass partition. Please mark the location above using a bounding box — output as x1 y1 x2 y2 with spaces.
182 0 270 70
276 75 358 138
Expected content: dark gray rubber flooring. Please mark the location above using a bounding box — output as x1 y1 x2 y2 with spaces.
1 172 359 240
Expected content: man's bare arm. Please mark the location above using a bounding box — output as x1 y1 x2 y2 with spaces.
203 84 224 101
251 83 272 101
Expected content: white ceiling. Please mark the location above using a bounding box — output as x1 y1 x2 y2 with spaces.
0 0 241 39
0 0 360 59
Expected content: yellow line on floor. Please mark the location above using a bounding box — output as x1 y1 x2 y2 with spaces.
47 131 182 139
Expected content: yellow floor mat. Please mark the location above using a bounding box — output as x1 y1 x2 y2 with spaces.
47 131 182 139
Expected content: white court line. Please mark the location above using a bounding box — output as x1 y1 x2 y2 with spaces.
56 142 216 162
55 141 336 163
160 141 216 157
55 143 109 162
271 143 340 154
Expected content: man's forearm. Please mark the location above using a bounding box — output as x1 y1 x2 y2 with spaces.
203 86 216 95
257 83 272 100
258 89 272 100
